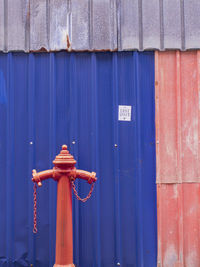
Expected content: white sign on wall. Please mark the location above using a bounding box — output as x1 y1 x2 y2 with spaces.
118 105 132 121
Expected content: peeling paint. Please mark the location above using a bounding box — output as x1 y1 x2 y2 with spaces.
185 250 198 267
163 245 178 267
172 185 178 199
184 119 198 156
157 184 200 267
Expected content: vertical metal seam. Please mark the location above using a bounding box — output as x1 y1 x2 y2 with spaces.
24 0 30 52
28 53 35 265
116 0 121 51
180 0 186 51
155 52 162 265
112 52 121 265
69 53 80 266
109 0 112 49
67 0 72 47
175 51 184 263
134 52 144 266
4 0 8 52
6 52 10 263
176 51 182 182
138 0 143 51
198 183 200 263
49 53 56 266
88 0 93 50
155 51 160 183
156 184 162 266
46 0 50 50
91 53 101 266
159 0 164 50
194 51 199 179
109 0 114 50
177 184 184 265
197 51 200 179
6 53 14 263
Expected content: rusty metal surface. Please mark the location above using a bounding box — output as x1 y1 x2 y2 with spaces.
1 0 200 52
156 51 200 183
157 183 200 267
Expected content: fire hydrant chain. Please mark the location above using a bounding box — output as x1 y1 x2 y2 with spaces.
71 180 95 202
33 183 38 234
33 178 95 234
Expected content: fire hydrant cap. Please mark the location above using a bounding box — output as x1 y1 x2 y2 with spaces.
53 145 76 166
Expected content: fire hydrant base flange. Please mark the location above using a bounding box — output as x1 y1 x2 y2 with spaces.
53 264 75 267
54 264 75 267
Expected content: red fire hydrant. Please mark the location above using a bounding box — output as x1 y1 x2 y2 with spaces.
32 145 97 267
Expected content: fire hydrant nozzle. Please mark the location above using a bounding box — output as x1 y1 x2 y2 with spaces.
32 144 97 267
32 168 97 185
32 169 55 186
75 170 97 184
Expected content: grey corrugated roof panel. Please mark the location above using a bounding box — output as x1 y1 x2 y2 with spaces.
0 0 200 52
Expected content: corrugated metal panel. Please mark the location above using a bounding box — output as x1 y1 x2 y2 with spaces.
155 50 200 183
157 184 200 267
1 0 200 52
0 52 157 266
156 51 200 267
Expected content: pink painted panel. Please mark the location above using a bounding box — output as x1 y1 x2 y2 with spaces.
157 184 200 267
155 51 200 183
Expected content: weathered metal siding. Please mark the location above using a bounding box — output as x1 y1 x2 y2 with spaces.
1 0 200 52
156 51 200 184
156 51 200 267
0 52 156 266
157 184 200 267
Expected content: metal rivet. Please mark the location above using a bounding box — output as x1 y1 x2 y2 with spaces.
30 141 33 145
114 144 118 147
117 263 120 266
72 141 75 145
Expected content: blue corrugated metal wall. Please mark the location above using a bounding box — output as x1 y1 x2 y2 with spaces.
0 52 156 267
